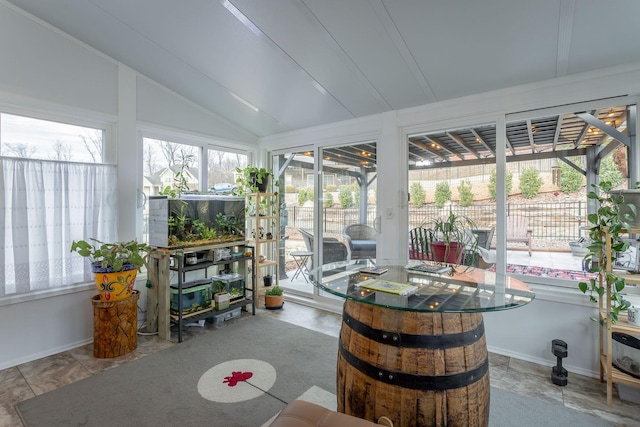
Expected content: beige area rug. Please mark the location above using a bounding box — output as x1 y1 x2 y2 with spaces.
17 316 613 427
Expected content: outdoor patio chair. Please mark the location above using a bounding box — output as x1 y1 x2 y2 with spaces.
343 224 377 262
298 228 348 270
409 227 433 260
506 216 532 256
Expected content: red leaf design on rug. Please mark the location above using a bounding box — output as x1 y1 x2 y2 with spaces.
223 371 253 386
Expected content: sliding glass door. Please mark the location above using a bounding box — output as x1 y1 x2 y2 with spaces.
273 149 316 298
272 141 377 304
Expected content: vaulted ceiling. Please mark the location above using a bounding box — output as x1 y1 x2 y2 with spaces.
6 0 640 142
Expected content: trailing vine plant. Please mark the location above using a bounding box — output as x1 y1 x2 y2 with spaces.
578 181 636 324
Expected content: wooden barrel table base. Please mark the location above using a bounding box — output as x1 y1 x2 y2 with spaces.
337 299 490 427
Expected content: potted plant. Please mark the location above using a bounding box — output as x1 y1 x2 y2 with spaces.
425 212 478 264
235 166 272 195
213 280 230 310
264 285 284 310
70 238 151 302
263 274 273 287
578 181 636 324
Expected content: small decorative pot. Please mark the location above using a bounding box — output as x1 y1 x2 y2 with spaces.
92 263 138 302
628 306 640 326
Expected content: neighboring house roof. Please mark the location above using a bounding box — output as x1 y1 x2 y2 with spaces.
147 165 198 187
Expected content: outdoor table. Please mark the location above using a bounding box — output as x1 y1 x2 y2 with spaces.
290 250 313 283
310 261 535 427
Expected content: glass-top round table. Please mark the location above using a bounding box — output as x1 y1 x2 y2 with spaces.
310 260 535 427
312 261 534 312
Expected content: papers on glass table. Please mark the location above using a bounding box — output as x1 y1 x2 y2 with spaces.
405 261 452 275
356 279 419 296
359 266 389 275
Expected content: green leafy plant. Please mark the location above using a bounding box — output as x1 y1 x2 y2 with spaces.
559 162 584 193
324 193 334 208
600 156 623 188
298 188 311 205
423 212 478 265
519 167 543 199
213 280 228 294
161 150 195 198
488 168 513 200
410 182 426 207
265 285 283 296
434 182 451 208
578 181 635 324
457 180 474 207
235 166 272 195
338 187 353 208
427 212 477 248
70 238 151 272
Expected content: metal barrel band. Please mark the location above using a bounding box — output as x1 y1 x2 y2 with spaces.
339 340 488 390
342 310 485 348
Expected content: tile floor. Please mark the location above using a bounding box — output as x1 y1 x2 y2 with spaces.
2 302 640 427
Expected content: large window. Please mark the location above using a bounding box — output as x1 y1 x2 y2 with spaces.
0 113 115 298
1 113 104 163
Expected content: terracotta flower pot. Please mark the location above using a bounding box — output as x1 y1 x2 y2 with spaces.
265 294 283 310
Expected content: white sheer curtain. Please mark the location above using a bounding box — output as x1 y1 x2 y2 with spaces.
0 158 118 297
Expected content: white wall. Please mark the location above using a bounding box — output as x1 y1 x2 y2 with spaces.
0 3 257 370
261 61 640 376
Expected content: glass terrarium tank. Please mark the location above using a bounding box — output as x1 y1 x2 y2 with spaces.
612 332 640 379
149 195 245 248
212 273 245 301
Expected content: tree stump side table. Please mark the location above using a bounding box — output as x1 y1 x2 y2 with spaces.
91 290 139 358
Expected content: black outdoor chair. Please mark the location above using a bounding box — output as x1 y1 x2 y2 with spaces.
409 227 433 260
298 228 348 270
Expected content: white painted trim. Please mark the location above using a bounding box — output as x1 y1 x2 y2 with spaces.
260 114 383 150
0 283 95 308
0 93 118 127
0 337 94 371
486 345 598 379
138 122 256 152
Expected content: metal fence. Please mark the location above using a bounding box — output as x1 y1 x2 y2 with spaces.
286 201 586 242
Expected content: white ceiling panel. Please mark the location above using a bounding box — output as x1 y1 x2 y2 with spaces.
383 0 561 101
303 0 436 109
568 1 640 74
232 0 391 117
5 0 640 137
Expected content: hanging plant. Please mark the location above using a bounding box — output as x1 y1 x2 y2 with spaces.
578 181 636 324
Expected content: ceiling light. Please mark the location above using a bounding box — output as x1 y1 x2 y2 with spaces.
222 0 261 36
230 92 259 112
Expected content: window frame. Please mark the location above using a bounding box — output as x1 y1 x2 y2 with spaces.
0 105 117 304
